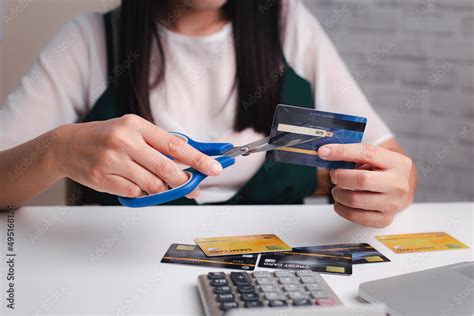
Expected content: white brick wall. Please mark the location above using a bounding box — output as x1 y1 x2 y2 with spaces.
304 0 474 202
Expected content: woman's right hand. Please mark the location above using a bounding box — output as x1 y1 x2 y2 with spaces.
53 114 223 198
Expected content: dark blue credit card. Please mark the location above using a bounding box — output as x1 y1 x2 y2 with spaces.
268 104 367 169
296 243 390 264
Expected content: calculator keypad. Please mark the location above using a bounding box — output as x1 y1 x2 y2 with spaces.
198 270 342 314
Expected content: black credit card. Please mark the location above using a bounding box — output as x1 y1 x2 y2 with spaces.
258 248 352 275
161 244 257 270
297 243 390 264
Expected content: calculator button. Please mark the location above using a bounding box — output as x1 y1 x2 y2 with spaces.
305 283 322 290
278 276 299 284
315 298 337 306
310 290 329 299
210 278 228 286
268 299 288 307
287 291 307 300
282 284 303 292
252 271 271 278
208 272 226 280
264 292 286 301
213 286 231 294
241 292 260 301
300 276 318 283
245 300 263 308
292 298 312 306
220 301 238 310
230 272 251 286
275 271 294 277
237 285 255 293
260 284 280 292
255 277 276 285
295 270 314 277
216 293 235 302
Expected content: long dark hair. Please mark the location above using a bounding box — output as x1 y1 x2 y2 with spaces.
118 0 285 135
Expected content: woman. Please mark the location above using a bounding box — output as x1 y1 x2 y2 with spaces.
0 0 416 228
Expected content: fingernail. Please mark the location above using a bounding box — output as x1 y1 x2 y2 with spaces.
319 146 332 157
210 161 222 176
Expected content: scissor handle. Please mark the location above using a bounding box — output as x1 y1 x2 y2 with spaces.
118 156 236 208
171 132 233 156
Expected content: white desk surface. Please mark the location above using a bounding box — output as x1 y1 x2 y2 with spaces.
0 202 473 314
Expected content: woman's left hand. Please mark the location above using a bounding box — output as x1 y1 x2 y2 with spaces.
318 143 413 228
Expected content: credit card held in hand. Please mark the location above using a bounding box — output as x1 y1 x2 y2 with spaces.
194 234 292 257
268 104 367 169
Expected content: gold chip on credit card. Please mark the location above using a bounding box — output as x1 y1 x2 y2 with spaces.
194 234 292 257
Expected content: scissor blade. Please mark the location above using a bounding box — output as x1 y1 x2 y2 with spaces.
222 137 271 158
223 135 320 158
247 136 319 155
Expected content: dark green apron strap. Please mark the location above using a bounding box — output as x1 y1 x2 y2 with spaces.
104 12 116 84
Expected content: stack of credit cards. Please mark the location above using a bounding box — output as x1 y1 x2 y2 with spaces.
161 234 290 271
161 234 389 275
268 104 367 169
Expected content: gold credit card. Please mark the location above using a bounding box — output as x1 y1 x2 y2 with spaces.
194 234 292 257
376 232 469 254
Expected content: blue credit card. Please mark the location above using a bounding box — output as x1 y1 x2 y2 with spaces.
295 243 390 265
268 104 367 169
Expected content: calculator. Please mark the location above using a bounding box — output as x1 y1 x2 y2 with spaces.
197 270 343 316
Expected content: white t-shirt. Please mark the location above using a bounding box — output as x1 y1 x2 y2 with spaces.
0 0 392 203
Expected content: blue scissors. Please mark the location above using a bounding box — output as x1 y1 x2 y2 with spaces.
118 132 313 208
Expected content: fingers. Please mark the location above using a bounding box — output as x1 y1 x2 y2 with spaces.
101 174 145 198
140 125 222 177
333 202 394 228
355 163 373 171
118 160 168 195
318 143 394 169
330 169 394 192
129 143 188 187
118 159 200 199
110 115 222 176
332 187 392 212
186 186 200 199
